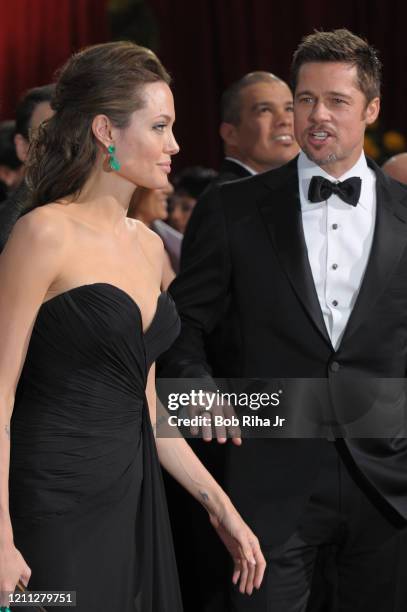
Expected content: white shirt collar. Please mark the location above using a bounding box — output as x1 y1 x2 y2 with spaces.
298 150 374 211
224 157 257 175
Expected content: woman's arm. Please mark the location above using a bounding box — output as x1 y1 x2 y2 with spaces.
146 365 266 594
0 208 66 598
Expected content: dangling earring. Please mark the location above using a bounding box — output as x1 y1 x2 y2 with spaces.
107 144 121 171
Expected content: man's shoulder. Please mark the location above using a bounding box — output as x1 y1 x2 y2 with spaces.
218 156 299 204
184 157 299 242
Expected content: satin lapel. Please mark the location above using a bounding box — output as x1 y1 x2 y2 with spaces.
257 165 332 347
340 164 407 346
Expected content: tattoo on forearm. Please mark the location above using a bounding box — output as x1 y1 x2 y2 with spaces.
4 425 10 440
199 490 210 509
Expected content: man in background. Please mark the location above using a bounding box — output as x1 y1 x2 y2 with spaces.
382 152 407 183
0 121 24 200
0 84 54 252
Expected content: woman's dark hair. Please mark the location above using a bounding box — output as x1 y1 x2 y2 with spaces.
291 29 382 103
26 41 170 209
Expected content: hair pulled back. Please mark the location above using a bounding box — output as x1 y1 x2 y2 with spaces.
26 41 170 208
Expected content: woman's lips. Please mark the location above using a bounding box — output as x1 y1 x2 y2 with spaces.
158 163 171 173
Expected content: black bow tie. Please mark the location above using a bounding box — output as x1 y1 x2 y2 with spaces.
308 175 361 207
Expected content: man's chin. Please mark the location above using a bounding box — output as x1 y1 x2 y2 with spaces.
302 147 338 167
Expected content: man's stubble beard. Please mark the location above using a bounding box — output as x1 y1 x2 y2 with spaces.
302 146 339 167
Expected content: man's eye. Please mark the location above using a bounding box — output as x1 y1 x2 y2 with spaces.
333 98 346 105
299 97 313 104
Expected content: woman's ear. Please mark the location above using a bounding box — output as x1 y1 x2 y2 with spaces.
91 114 115 149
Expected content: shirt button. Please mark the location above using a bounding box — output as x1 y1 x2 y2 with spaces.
332 223 338 230
330 361 340 373
332 263 338 270
332 300 338 307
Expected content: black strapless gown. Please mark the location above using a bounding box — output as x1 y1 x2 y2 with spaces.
9 283 183 611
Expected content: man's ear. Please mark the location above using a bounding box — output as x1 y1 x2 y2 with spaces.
14 134 29 163
365 97 380 126
219 121 239 148
91 114 115 150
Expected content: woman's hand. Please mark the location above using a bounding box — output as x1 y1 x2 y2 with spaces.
0 540 31 607
209 502 266 595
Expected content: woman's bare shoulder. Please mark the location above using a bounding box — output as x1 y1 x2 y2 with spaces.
128 218 164 254
11 204 70 251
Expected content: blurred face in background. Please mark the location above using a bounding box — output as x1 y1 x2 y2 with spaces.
221 80 300 172
30 101 54 133
15 101 53 163
167 192 196 234
127 182 174 226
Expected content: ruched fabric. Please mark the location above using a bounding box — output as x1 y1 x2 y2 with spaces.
9 283 183 611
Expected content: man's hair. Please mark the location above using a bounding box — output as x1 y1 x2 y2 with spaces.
221 71 284 125
15 84 56 140
291 29 382 102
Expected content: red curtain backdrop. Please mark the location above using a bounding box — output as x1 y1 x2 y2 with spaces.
148 0 407 171
0 0 108 120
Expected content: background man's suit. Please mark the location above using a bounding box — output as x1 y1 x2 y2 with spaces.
159 155 407 610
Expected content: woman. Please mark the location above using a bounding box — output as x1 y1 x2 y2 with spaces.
127 184 176 289
0 42 265 611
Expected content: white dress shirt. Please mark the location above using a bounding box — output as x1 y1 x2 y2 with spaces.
298 150 376 349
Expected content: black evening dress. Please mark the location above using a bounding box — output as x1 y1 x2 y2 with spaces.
9 283 183 611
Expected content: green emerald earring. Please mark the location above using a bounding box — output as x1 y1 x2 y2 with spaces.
107 144 121 171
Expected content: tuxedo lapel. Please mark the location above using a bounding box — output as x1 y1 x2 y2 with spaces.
257 161 332 347
340 161 407 346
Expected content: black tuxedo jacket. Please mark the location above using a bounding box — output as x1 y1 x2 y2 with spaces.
159 155 407 545
181 157 251 257
180 158 252 376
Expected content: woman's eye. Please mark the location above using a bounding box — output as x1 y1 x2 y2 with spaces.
154 124 166 132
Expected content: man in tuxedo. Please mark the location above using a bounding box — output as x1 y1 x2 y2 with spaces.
160 29 407 611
